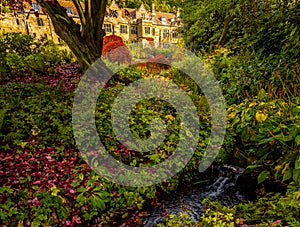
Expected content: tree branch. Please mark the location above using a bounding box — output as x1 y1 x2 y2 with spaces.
217 14 235 47
72 0 85 26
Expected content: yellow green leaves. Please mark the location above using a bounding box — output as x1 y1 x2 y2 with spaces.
296 158 300 170
255 111 268 123
89 195 106 211
295 135 300 146
258 170 270 184
31 126 41 136
50 185 60 196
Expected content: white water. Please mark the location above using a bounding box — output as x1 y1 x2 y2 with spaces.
144 165 248 226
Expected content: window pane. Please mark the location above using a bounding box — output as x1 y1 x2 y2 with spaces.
66 7 73 14
131 26 137 34
120 25 127 34
144 27 150 34
104 24 112 33
163 29 169 38
37 18 43 26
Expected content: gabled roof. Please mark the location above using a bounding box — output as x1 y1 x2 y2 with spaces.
155 11 177 25
123 8 136 19
138 3 147 12
59 0 78 15
23 1 180 26
109 0 120 11
27 1 84 16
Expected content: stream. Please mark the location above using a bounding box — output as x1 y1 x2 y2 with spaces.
143 165 254 226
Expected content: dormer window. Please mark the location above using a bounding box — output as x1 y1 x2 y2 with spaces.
108 10 118 18
170 18 175 23
66 6 73 15
32 3 40 12
150 15 155 22
141 13 145 19
160 17 166 24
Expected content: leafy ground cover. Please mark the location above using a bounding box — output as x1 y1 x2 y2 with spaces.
0 39 212 225
1 5 300 223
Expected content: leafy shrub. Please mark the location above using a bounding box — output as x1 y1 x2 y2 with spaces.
234 184 300 226
103 34 123 46
0 32 38 74
0 77 159 226
157 213 194 227
201 185 300 226
102 35 131 64
25 41 74 73
225 97 300 185
0 32 75 77
137 54 171 72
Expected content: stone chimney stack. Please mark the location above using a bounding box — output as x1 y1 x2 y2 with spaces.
176 7 180 18
151 3 156 15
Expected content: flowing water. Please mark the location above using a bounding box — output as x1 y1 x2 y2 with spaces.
143 165 252 226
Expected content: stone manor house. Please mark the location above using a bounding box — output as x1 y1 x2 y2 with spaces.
0 0 182 47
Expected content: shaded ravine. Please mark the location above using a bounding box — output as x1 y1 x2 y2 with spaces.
143 165 253 226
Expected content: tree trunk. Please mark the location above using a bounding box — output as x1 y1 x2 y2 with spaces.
217 14 235 47
38 0 109 72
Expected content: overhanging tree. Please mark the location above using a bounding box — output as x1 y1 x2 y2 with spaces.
40 0 107 71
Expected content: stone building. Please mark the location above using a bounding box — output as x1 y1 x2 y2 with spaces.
0 0 182 47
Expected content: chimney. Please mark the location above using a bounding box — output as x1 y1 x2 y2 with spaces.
151 3 155 14
176 7 180 18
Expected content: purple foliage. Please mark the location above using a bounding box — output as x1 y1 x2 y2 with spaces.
1 63 82 92
0 145 96 226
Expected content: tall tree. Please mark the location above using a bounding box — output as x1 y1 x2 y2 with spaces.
3 0 110 71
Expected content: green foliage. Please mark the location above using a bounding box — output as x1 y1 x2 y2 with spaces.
205 184 300 226
157 213 194 227
209 52 300 105
234 184 300 226
25 42 74 73
0 59 212 225
225 98 300 184
110 0 182 13
201 200 236 227
0 32 36 73
0 82 75 150
0 32 74 75
159 184 300 226
31 190 69 226
182 0 300 56
94 66 211 187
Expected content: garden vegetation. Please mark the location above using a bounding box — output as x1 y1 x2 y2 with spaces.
0 0 300 226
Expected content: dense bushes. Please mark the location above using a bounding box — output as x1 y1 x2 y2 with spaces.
0 60 211 225
225 98 300 184
0 32 74 76
182 0 300 56
164 0 300 226
0 69 158 226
